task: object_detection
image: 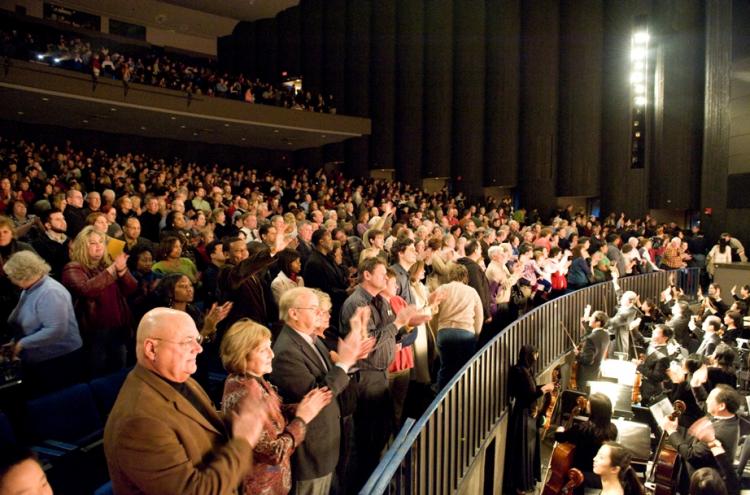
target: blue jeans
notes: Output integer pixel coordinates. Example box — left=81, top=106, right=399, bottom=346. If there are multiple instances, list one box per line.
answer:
left=436, top=328, right=476, bottom=390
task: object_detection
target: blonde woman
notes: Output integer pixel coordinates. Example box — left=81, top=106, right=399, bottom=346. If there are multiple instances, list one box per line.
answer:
left=62, top=226, right=136, bottom=376
left=409, top=260, right=438, bottom=384
left=220, top=319, right=332, bottom=495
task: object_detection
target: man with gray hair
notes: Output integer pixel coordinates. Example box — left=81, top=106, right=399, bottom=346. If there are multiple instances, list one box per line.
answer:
left=607, top=268, right=642, bottom=357
left=270, top=287, right=373, bottom=495
left=104, top=308, right=266, bottom=495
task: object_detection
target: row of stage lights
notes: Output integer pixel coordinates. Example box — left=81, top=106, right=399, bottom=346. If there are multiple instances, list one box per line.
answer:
left=630, top=30, right=650, bottom=107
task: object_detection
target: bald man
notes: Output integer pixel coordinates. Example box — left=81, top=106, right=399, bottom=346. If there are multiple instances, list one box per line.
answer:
left=104, top=308, right=265, bottom=495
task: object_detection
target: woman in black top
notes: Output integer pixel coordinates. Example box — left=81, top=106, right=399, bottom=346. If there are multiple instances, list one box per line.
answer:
left=706, top=344, right=737, bottom=392
left=668, top=354, right=705, bottom=428
left=554, top=392, right=619, bottom=492
left=503, top=345, right=555, bottom=494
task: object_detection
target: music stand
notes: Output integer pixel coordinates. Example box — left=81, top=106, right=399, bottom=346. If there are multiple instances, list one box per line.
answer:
left=587, top=381, right=634, bottom=419
left=614, top=418, right=652, bottom=464
left=600, top=359, right=638, bottom=387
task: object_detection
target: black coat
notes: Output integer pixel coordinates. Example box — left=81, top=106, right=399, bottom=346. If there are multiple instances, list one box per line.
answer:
left=456, top=257, right=491, bottom=320
left=576, top=327, right=610, bottom=391
left=269, top=325, right=352, bottom=480
left=31, top=234, right=70, bottom=280
left=303, top=250, right=349, bottom=320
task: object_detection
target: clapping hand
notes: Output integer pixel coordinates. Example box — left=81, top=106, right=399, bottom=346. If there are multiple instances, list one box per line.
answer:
left=295, top=387, right=334, bottom=424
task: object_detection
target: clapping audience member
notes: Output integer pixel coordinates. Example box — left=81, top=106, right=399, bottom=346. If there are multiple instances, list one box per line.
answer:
left=271, top=248, right=305, bottom=305
left=62, top=226, right=136, bottom=376
left=220, top=319, right=333, bottom=495
left=152, top=235, right=199, bottom=284
left=104, top=308, right=267, bottom=495
left=4, top=250, right=83, bottom=396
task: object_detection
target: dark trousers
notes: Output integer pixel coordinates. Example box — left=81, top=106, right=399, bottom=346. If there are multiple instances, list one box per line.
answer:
left=353, top=369, right=393, bottom=491
left=436, top=328, right=477, bottom=390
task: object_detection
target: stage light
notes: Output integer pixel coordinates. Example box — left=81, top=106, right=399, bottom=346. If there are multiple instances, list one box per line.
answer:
left=53, top=57, right=61, bottom=64
left=36, top=54, right=44, bottom=60
left=634, top=84, right=646, bottom=94
left=630, top=72, right=644, bottom=84
left=634, top=96, right=646, bottom=107
left=630, top=47, right=647, bottom=61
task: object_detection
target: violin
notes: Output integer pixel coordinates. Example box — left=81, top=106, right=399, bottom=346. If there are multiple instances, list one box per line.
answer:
left=650, top=400, right=686, bottom=495
left=542, top=396, right=588, bottom=495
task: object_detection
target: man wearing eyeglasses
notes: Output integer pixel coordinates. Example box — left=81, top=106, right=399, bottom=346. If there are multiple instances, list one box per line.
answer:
left=104, top=307, right=267, bottom=495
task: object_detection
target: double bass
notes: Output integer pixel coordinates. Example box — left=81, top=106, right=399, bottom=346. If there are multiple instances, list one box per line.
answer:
left=542, top=396, right=588, bottom=495
left=650, top=400, right=687, bottom=495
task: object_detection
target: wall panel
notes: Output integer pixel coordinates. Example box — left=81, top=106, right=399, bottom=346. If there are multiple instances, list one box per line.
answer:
left=254, top=18, right=278, bottom=84
left=345, top=0, right=371, bottom=118
left=423, top=0, right=453, bottom=178
left=370, top=0, right=397, bottom=169
left=519, top=0, right=560, bottom=215
left=301, top=0, right=324, bottom=95
left=395, top=0, right=425, bottom=186
left=651, top=0, right=704, bottom=210
left=484, top=0, right=520, bottom=188
left=452, top=0, right=486, bottom=199
left=324, top=0, right=347, bottom=110
left=277, top=7, right=301, bottom=79
left=558, top=0, right=603, bottom=197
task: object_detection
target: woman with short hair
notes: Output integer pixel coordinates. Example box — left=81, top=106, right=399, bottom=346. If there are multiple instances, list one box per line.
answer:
left=5, top=250, right=83, bottom=396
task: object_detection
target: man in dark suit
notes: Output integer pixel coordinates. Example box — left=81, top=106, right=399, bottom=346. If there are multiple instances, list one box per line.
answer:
left=576, top=309, right=610, bottom=392
left=104, top=308, right=265, bottom=495
left=667, top=301, right=694, bottom=351
left=31, top=208, right=69, bottom=280
left=637, top=324, right=673, bottom=405
left=270, top=287, right=372, bottom=495
left=63, top=189, right=86, bottom=239
left=664, top=384, right=741, bottom=494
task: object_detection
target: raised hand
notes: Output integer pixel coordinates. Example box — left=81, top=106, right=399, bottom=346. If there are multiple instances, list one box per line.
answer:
left=230, top=393, right=269, bottom=448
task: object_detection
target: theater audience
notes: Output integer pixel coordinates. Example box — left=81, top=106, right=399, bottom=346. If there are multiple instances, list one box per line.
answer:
left=0, top=447, right=53, bottom=495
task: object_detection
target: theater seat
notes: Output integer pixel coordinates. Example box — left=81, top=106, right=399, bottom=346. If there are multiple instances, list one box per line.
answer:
left=89, top=368, right=130, bottom=418
left=93, top=480, right=113, bottom=495
left=24, top=383, right=103, bottom=448
left=0, top=411, right=16, bottom=446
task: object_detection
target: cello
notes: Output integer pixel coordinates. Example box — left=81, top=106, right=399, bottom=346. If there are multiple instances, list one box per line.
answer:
left=650, top=400, right=686, bottom=495
left=542, top=396, right=588, bottom=495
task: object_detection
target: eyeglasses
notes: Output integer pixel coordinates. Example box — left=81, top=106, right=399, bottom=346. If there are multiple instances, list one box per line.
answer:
left=294, top=307, right=321, bottom=312
left=151, top=335, right=204, bottom=348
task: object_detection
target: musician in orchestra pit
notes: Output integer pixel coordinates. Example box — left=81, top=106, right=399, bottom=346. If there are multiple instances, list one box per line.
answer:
left=635, top=324, right=672, bottom=406
left=554, top=393, right=618, bottom=493
left=662, top=384, right=741, bottom=495
left=503, top=345, right=556, bottom=495
left=575, top=309, right=610, bottom=392
left=704, top=344, right=738, bottom=393
left=667, top=355, right=706, bottom=429
left=695, top=316, right=722, bottom=357
left=607, top=269, right=641, bottom=358
left=721, top=311, right=744, bottom=346
left=592, top=442, right=645, bottom=495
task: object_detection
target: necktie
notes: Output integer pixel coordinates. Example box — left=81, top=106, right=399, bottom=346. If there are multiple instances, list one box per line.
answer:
left=311, top=337, right=329, bottom=371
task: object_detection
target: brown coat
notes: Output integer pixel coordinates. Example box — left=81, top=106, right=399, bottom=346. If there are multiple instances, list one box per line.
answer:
left=104, top=365, right=253, bottom=495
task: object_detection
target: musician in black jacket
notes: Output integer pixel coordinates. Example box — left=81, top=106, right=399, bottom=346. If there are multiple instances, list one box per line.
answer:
left=637, top=324, right=672, bottom=406
left=576, top=309, right=610, bottom=392
left=663, top=384, right=741, bottom=494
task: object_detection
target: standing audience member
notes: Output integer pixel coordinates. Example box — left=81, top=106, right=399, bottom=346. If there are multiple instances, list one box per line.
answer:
left=4, top=251, right=83, bottom=396
left=31, top=208, right=69, bottom=280
left=0, top=216, right=35, bottom=336
left=432, top=264, right=484, bottom=389
left=271, top=287, right=373, bottom=495
left=104, top=308, right=267, bottom=495
left=220, top=319, right=333, bottom=495
left=271, top=248, right=305, bottom=305
left=62, top=226, right=136, bottom=376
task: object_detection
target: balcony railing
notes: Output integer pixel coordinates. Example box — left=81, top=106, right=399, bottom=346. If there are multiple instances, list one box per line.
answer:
left=361, top=268, right=700, bottom=495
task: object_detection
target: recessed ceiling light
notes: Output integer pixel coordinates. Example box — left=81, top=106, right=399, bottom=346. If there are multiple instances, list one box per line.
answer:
left=321, top=135, right=327, bottom=138
left=17, top=111, right=24, bottom=115
left=140, top=126, right=147, bottom=130
left=110, top=107, right=117, bottom=112
left=223, top=123, right=230, bottom=127
left=180, top=125, right=186, bottom=129
left=241, top=137, right=246, bottom=141
left=171, top=116, right=177, bottom=120
left=82, top=119, right=88, bottom=123
left=193, top=132, right=198, bottom=136
left=41, top=97, right=49, bottom=102
left=273, top=129, right=279, bottom=133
